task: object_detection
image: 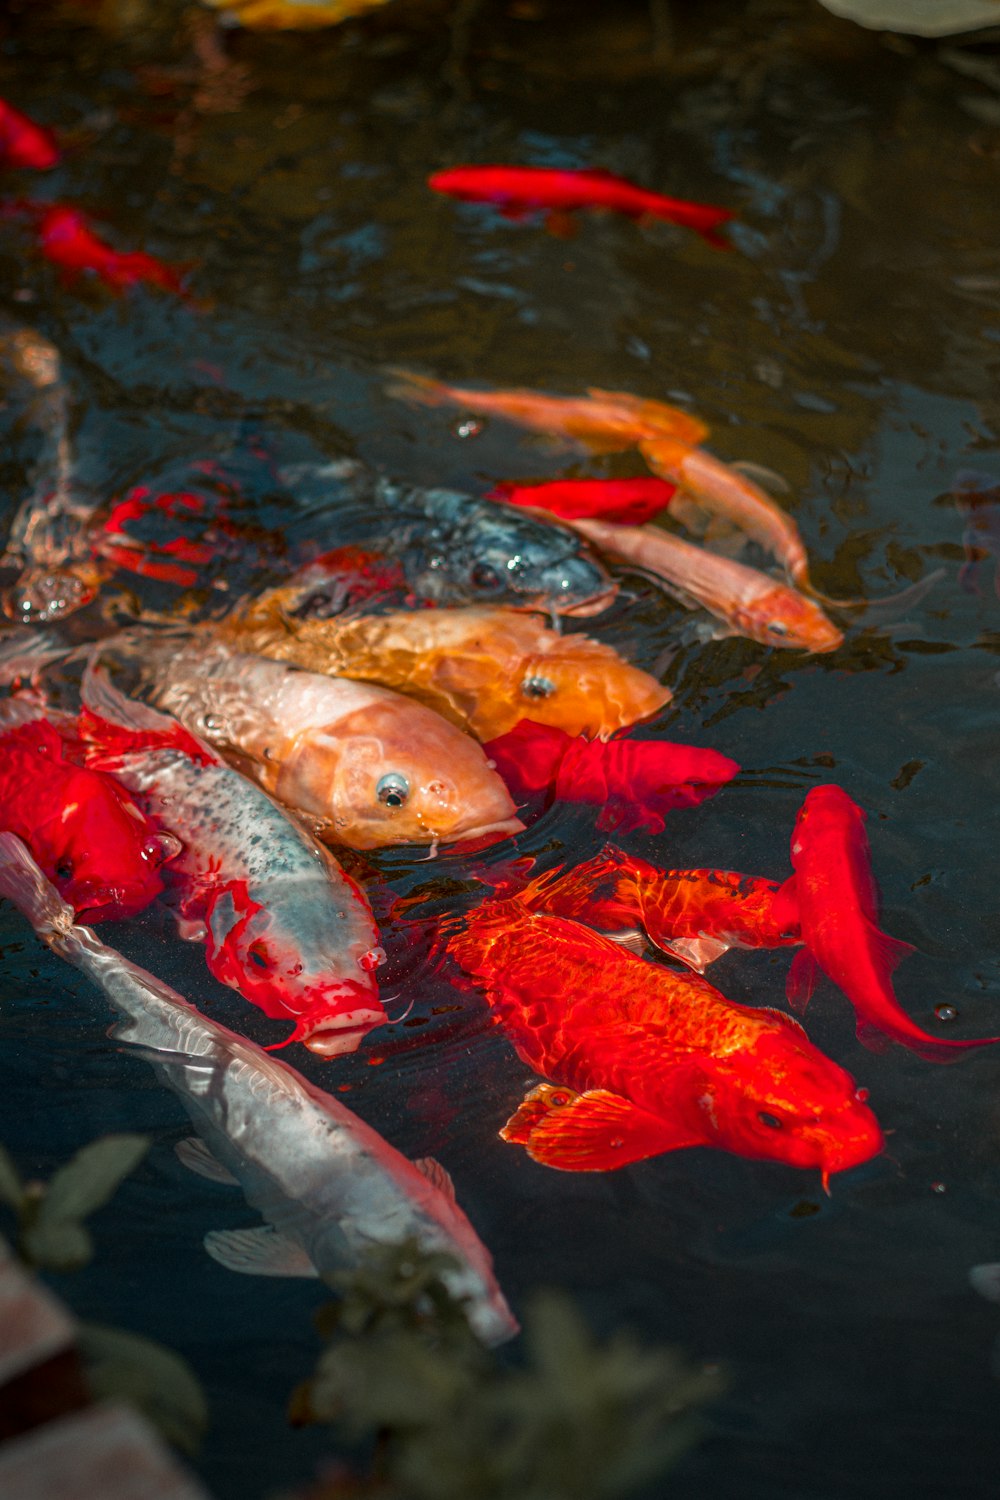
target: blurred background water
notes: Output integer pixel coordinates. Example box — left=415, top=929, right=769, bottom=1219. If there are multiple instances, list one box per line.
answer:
left=3, top=0, right=1000, bottom=1494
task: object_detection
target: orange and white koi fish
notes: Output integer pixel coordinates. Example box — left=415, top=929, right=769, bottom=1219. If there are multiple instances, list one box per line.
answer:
left=445, top=895, right=883, bottom=1185
left=788, top=785, right=1000, bottom=1061
left=569, top=515, right=843, bottom=652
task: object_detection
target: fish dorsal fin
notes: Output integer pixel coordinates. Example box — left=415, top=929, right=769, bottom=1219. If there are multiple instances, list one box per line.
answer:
left=501, top=1082, right=702, bottom=1171
left=786, top=948, right=819, bottom=1013
left=175, top=1136, right=239, bottom=1186
left=413, top=1156, right=456, bottom=1201
left=760, top=1006, right=809, bottom=1039
left=80, top=660, right=216, bottom=766
left=660, top=935, right=731, bottom=972
left=730, top=460, right=791, bottom=495
left=203, top=1226, right=318, bottom=1279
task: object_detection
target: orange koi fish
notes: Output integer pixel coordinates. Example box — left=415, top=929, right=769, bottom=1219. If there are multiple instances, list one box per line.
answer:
left=0, top=98, right=59, bottom=171
left=788, top=785, right=1000, bottom=1062
left=0, top=700, right=172, bottom=922
left=569, top=515, right=843, bottom=652
left=483, top=720, right=739, bottom=835
left=445, top=897, right=883, bottom=1184
left=487, top=476, right=677, bottom=526
left=530, top=845, right=800, bottom=971
left=428, top=166, right=735, bottom=246
left=33, top=205, right=189, bottom=295
left=387, top=370, right=709, bottom=450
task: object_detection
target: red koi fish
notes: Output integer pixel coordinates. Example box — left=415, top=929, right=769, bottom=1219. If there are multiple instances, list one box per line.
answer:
left=97, top=488, right=218, bottom=588
left=788, top=785, right=1000, bottom=1061
left=0, top=98, right=59, bottom=171
left=428, top=165, right=735, bottom=246
left=34, top=206, right=189, bottom=295
left=445, top=897, right=883, bottom=1185
left=0, top=701, right=173, bottom=921
left=530, top=845, right=800, bottom=971
left=487, top=476, right=677, bottom=526
left=484, top=719, right=738, bottom=835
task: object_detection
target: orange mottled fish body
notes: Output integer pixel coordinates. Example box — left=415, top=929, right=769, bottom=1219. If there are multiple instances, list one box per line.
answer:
left=216, top=599, right=670, bottom=742
left=446, top=899, right=883, bottom=1179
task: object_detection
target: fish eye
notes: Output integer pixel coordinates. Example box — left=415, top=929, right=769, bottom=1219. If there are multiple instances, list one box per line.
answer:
left=376, top=772, right=410, bottom=809
left=766, top=621, right=789, bottom=638
left=521, top=675, right=557, bottom=700
left=247, top=940, right=272, bottom=970
left=470, top=563, right=503, bottom=592
left=757, top=1111, right=784, bottom=1130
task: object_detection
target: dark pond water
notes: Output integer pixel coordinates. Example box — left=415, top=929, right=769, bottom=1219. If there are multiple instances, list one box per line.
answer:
left=3, top=1, right=1000, bottom=1495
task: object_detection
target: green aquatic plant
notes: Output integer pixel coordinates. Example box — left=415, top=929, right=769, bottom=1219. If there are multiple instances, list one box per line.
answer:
left=290, top=1238, right=723, bottom=1500
left=0, top=1133, right=208, bottom=1455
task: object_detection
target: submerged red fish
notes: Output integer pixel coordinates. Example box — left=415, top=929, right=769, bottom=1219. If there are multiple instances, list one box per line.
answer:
left=532, top=845, right=800, bottom=971
left=429, top=165, right=735, bottom=246
left=33, top=205, right=189, bottom=295
left=487, top=477, right=677, bottom=526
left=788, top=784, right=1000, bottom=1061
left=0, top=98, right=59, bottom=171
left=446, top=896, right=883, bottom=1184
left=484, top=719, right=738, bottom=834
left=0, top=702, right=171, bottom=921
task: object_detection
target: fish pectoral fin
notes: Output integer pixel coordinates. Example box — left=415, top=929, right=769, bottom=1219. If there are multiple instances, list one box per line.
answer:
left=605, top=928, right=648, bottom=957
left=501, top=1082, right=700, bottom=1171
left=413, top=1156, right=457, bottom=1202
left=659, top=935, right=731, bottom=972
left=863, top=919, right=917, bottom=974
left=175, top=1136, right=239, bottom=1186
left=786, top=948, right=819, bottom=1013
left=203, top=1226, right=319, bottom=1279
left=855, top=1019, right=894, bottom=1054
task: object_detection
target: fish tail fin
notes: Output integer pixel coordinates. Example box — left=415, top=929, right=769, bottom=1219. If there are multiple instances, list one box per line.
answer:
left=800, top=569, right=946, bottom=614
left=516, top=848, right=632, bottom=922
left=79, top=658, right=215, bottom=767
left=0, top=626, right=73, bottom=688
left=0, top=831, right=76, bottom=938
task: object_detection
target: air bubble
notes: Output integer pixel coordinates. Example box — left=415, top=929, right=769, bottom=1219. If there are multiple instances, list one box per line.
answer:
left=203, top=714, right=223, bottom=733
left=931, top=1181, right=947, bottom=1194
left=935, top=1004, right=958, bottom=1022
left=452, top=418, right=483, bottom=439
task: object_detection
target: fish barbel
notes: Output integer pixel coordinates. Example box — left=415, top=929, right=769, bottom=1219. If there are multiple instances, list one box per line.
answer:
left=78, top=662, right=387, bottom=1056
left=569, top=515, right=843, bottom=652
left=0, top=832, right=517, bottom=1347
left=216, top=599, right=671, bottom=743
left=120, top=631, right=524, bottom=849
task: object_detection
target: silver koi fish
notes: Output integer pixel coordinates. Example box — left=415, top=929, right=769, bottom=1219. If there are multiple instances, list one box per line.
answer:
left=0, top=832, right=518, bottom=1347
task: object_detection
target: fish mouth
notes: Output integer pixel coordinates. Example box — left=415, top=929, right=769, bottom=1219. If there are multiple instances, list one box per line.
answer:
left=442, top=816, right=525, bottom=853
left=548, top=584, right=619, bottom=618
left=303, top=1006, right=386, bottom=1058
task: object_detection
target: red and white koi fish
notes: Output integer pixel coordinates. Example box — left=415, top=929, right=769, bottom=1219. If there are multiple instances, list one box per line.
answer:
left=428, top=165, right=735, bottom=246
left=788, top=784, right=1000, bottom=1061
left=445, top=895, right=883, bottom=1186
left=77, top=663, right=388, bottom=1056
left=527, top=845, right=800, bottom=971
left=484, top=720, right=739, bottom=835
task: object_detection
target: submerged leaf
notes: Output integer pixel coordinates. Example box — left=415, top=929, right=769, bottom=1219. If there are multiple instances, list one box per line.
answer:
left=21, top=1217, right=92, bottom=1271
left=40, top=1134, right=150, bottom=1226
left=77, top=1321, right=208, bottom=1455
left=817, top=0, right=1000, bottom=36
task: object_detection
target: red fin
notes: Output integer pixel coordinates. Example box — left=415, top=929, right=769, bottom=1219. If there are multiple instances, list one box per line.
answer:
left=500, top=1082, right=701, bottom=1171
left=760, top=1006, right=809, bottom=1038
left=864, top=919, right=917, bottom=974
left=786, top=948, right=819, bottom=1013
left=856, top=1020, right=894, bottom=1054
left=771, top=874, right=800, bottom=934
left=79, top=662, right=216, bottom=768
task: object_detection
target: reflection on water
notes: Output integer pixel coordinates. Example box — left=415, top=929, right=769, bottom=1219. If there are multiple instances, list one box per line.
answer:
left=3, top=0, right=1000, bottom=1495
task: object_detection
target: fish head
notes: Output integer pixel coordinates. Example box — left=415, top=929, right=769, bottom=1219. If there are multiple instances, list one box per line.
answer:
left=50, top=769, right=174, bottom=921
left=508, top=633, right=669, bottom=738
left=704, top=1022, right=884, bottom=1180
left=400, top=495, right=618, bottom=616
left=203, top=882, right=386, bottom=1056
left=792, top=783, right=864, bottom=851
left=734, top=583, right=843, bottom=653
left=273, top=695, right=524, bottom=851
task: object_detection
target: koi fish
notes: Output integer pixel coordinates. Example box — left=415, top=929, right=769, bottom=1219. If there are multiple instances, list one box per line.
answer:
left=201, top=0, right=394, bottom=28
left=528, top=845, right=800, bottom=971
left=119, top=632, right=524, bottom=851
left=787, top=784, right=1000, bottom=1062
left=0, top=98, right=59, bottom=170
left=215, top=600, right=671, bottom=743
left=0, top=832, right=517, bottom=1347
left=428, top=165, right=735, bottom=246
left=387, top=370, right=709, bottom=450
left=0, top=700, right=172, bottom=921
left=445, top=897, right=883, bottom=1185
left=76, top=663, right=388, bottom=1056
left=288, top=458, right=618, bottom=618
left=569, top=515, right=844, bottom=652
left=33, top=205, right=189, bottom=296
left=482, top=720, right=739, bottom=835
left=487, top=476, right=677, bottom=526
